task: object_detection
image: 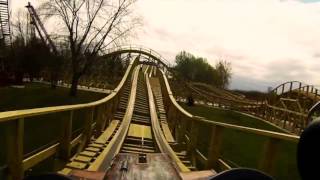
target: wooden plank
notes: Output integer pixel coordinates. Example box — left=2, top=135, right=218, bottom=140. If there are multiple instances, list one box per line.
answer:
left=95, top=120, right=119, bottom=144
left=128, top=123, right=152, bottom=139
left=66, top=161, right=87, bottom=169
left=58, top=168, right=72, bottom=175
left=161, top=122, right=175, bottom=143
left=74, top=155, right=93, bottom=163
left=23, top=143, right=59, bottom=171
left=89, top=143, right=104, bottom=148
left=195, top=149, right=208, bottom=166
left=121, top=146, right=155, bottom=153
left=85, top=147, right=100, bottom=152
left=80, top=151, right=97, bottom=157
left=70, top=134, right=83, bottom=148
left=218, top=159, right=232, bottom=171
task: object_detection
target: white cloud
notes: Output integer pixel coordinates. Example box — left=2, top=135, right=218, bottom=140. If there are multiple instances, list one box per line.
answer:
left=134, top=0, right=320, bottom=91
left=10, top=0, right=320, bottom=91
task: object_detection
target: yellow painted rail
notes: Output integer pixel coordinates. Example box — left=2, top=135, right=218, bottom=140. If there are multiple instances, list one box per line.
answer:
left=0, top=57, right=140, bottom=180
left=88, top=64, right=141, bottom=171
left=145, top=66, right=190, bottom=172
left=157, top=68, right=299, bottom=176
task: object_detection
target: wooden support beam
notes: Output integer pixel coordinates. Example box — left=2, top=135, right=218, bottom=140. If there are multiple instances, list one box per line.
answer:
left=23, top=143, right=59, bottom=171
left=170, top=108, right=178, bottom=132
left=289, top=82, right=293, bottom=92
left=259, top=138, right=280, bottom=175
left=187, top=120, right=199, bottom=166
left=100, top=104, right=108, bottom=131
left=5, top=118, right=24, bottom=180
left=206, top=125, right=223, bottom=170
left=105, top=102, right=113, bottom=126
left=80, top=107, right=94, bottom=150
left=177, top=117, right=187, bottom=144
left=59, top=111, right=73, bottom=160
left=94, top=105, right=105, bottom=137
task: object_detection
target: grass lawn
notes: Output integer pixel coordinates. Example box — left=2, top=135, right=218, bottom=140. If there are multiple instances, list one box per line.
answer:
left=181, top=104, right=300, bottom=180
left=0, top=83, right=106, bottom=176
left=0, top=83, right=106, bottom=112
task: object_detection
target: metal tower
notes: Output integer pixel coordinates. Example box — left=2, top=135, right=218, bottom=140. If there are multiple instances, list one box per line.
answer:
left=0, top=0, right=11, bottom=48
left=26, top=2, right=58, bottom=54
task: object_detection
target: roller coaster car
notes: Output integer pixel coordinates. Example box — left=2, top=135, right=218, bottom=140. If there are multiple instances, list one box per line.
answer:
left=23, top=119, right=320, bottom=180
left=25, top=168, right=273, bottom=180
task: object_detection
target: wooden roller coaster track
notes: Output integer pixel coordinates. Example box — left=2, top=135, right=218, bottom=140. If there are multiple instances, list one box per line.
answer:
left=0, top=47, right=302, bottom=180
left=178, top=79, right=320, bottom=135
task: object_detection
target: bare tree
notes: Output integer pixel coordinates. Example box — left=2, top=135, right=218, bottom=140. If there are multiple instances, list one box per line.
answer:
left=215, top=60, right=232, bottom=89
left=40, top=0, right=140, bottom=96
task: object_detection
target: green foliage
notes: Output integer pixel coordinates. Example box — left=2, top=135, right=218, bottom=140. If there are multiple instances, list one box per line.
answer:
left=0, top=82, right=105, bottom=111
left=5, top=36, right=63, bottom=85
left=174, top=51, right=232, bottom=88
left=7, top=37, right=45, bottom=83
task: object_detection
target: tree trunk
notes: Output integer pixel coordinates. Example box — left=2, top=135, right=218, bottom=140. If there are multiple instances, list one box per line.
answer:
left=50, top=71, right=58, bottom=89
left=70, top=73, right=80, bottom=96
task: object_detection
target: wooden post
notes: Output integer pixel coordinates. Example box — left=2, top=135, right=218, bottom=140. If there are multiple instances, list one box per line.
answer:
left=289, top=82, right=293, bottom=92
left=5, top=118, right=24, bottom=180
left=164, top=100, right=171, bottom=113
left=59, top=111, right=73, bottom=160
left=95, top=105, right=105, bottom=137
left=114, top=92, right=120, bottom=111
left=187, top=120, right=199, bottom=166
left=82, top=107, right=94, bottom=148
left=167, top=104, right=174, bottom=122
left=100, top=103, right=108, bottom=131
left=206, top=125, right=223, bottom=169
left=171, top=112, right=179, bottom=137
left=259, top=138, right=280, bottom=175
left=298, top=82, right=301, bottom=89
left=170, top=108, right=178, bottom=130
left=105, top=102, right=113, bottom=126
left=177, top=117, right=187, bottom=144
left=110, top=98, right=117, bottom=115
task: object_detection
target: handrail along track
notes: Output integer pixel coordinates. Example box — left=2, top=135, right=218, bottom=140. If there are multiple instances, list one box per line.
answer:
left=0, top=46, right=303, bottom=179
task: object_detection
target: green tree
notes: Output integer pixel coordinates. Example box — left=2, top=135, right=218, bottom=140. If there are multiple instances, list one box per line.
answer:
left=215, top=60, right=232, bottom=88
left=174, top=51, right=232, bottom=89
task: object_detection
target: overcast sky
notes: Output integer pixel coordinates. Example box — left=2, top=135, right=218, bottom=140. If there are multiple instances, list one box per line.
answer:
left=10, top=0, right=320, bottom=91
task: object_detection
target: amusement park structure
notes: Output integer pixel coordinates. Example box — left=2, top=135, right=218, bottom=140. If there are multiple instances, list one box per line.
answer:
left=1, top=2, right=320, bottom=180
left=0, top=46, right=319, bottom=180
left=186, top=80, right=320, bottom=135
left=0, top=0, right=11, bottom=48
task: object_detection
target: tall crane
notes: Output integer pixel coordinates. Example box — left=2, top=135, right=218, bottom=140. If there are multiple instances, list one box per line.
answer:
left=26, top=2, right=58, bottom=54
